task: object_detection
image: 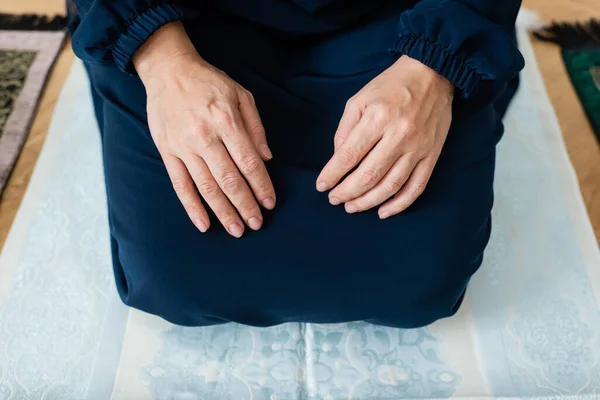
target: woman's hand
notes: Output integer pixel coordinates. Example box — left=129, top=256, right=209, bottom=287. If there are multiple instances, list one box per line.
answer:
left=316, top=55, right=453, bottom=219
left=134, top=22, right=275, bottom=238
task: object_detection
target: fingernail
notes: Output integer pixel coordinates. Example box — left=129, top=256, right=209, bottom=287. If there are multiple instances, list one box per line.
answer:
left=329, top=197, right=341, bottom=206
left=248, top=217, right=262, bottom=231
left=346, top=204, right=358, bottom=213
left=379, top=211, right=390, bottom=219
left=229, top=223, right=244, bottom=238
left=195, top=219, right=208, bottom=233
left=317, top=182, right=328, bottom=192
left=262, top=197, right=276, bottom=210
left=259, top=144, right=273, bottom=159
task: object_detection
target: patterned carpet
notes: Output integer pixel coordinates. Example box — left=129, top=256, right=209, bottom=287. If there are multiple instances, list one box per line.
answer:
left=0, top=14, right=66, bottom=196
left=0, top=50, right=37, bottom=136
left=535, top=19, right=600, bottom=143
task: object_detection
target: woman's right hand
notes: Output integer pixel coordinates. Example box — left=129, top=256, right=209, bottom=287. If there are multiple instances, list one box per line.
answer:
left=133, top=22, right=275, bottom=238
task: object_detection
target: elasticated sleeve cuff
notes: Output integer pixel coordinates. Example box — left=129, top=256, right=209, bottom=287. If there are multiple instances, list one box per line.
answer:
left=392, top=34, right=481, bottom=99
left=391, top=0, right=524, bottom=103
left=70, top=1, right=198, bottom=74
left=112, top=4, right=185, bottom=73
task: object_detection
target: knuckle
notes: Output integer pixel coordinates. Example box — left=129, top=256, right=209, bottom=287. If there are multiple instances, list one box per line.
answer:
left=238, top=200, right=259, bottom=216
left=220, top=172, right=243, bottom=192
left=183, top=120, right=208, bottom=142
left=171, top=178, right=190, bottom=196
left=181, top=130, right=199, bottom=146
left=193, top=119, right=209, bottom=135
left=240, top=155, right=263, bottom=175
left=197, top=180, right=219, bottom=196
left=247, top=117, right=265, bottom=135
left=186, top=205, right=202, bottom=218
left=345, top=97, right=358, bottom=110
left=254, top=182, right=273, bottom=197
left=396, top=200, right=411, bottom=213
left=385, top=179, right=403, bottom=194
left=339, top=149, right=358, bottom=168
left=409, top=182, right=427, bottom=197
left=196, top=135, right=218, bottom=152
left=242, top=89, right=255, bottom=104
left=370, top=102, right=391, bottom=124
left=399, top=86, right=414, bottom=104
left=334, top=131, right=349, bottom=147
left=222, top=83, right=237, bottom=97
left=399, top=119, right=418, bottom=136
left=219, top=211, right=239, bottom=225
left=361, top=170, right=380, bottom=186
left=212, top=107, right=234, bottom=128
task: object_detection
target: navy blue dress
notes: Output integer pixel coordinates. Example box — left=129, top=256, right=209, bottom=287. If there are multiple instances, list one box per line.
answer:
left=68, top=0, right=524, bottom=328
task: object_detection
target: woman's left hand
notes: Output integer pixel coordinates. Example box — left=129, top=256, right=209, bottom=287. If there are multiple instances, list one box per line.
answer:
left=316, top=55, right=454, bottom=219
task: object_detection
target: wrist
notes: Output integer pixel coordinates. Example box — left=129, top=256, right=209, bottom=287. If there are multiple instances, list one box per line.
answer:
left=133, top=21, right=201, bottom=82
left=394, top=55, right=454, bottom=98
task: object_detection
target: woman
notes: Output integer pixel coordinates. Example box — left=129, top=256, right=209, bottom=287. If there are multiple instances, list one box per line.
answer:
left=68, top=0, right=523, bottom=328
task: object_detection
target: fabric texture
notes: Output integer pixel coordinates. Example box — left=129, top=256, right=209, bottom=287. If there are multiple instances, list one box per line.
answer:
left=1, top=23, right=599, bottom=398
left=69, top=0, right=524, bottom=102
left=74, top=1, right=520, bottom=328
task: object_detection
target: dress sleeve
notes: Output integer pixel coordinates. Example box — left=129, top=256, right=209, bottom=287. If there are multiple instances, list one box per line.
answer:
left=392, top=0, right=525, bottom=102
left=69, top=0, right=199, bottom=73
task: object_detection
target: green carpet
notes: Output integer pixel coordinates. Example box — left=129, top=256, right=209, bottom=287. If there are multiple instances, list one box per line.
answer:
left=0, top=13, right=66, bottom=196
left=535, top=19, right=600, bottom=144
left=0, top=50, right=38, bottom=137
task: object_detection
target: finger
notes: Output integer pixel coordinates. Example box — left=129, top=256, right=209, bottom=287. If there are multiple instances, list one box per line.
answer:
left=238, top=88, right=272, bottom=160
left=317, top=116, right=381, bottom=192
left=220, top=113, right=276, bottom=210
left=200, top=140, right=265, bottom=232
left=328, top=135, right=409, bottom=205
left=163, top=155, right=210, bottom=233
left=334, top=99, right=362, bottom=152
left=184, top=154, right=246, bottom=238
left=378, top=156, right=436, bottom=219
left=343, top=153, right=418, bottom=213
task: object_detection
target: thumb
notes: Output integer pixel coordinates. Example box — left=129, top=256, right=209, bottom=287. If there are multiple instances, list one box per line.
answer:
left=238, top=88, right=272, bottom=160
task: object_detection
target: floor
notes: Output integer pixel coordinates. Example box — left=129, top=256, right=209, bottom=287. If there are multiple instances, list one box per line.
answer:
left=0, top=0, right=599, bottom=251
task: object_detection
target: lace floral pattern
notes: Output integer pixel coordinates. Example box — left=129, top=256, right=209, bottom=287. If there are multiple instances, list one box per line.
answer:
left=509, top=293, right=596, bottom=392
left=0, top=62, right=115, bottom=399
left=144, top=323, right=460, bottom=399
